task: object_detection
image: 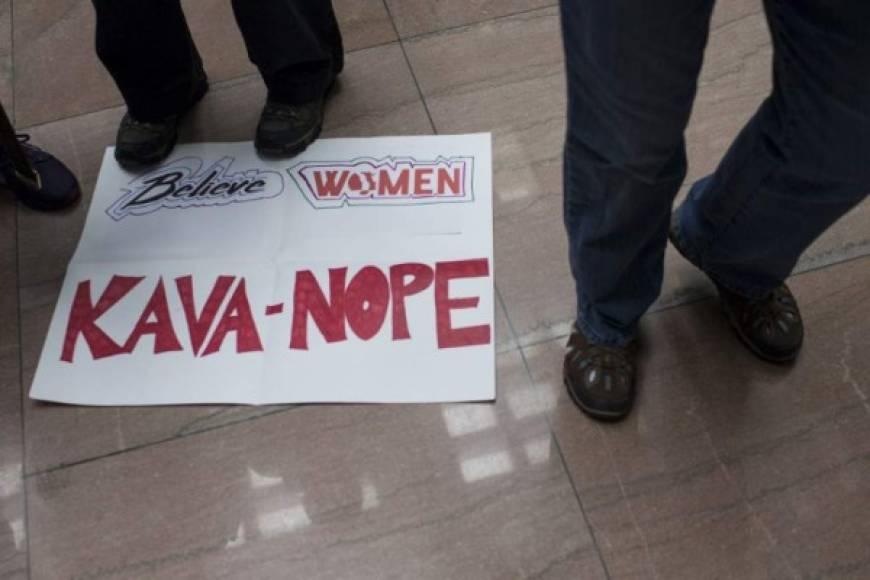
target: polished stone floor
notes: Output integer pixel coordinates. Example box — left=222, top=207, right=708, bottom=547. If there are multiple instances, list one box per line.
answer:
left=2, top=1, right=869, bottom=578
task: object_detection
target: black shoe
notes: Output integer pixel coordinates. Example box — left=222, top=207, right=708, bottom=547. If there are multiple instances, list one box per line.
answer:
left=668, top=212, right=803, bottom=362
left=114, top=78, right=209, bottom=169
left=255, top=80, right=335, bottom=158
left=0, top=135, right=81, bottom=211
left=563, top=326, right=637, bottom=422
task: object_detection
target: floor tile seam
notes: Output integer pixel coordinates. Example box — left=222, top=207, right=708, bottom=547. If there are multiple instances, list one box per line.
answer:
left=592, top=422, right=662, bottom=580
left=749, top=449, right=870, bottom=508
left=14, top=190, right=34, bottom=580
left=7, top=0, right=15, bottom=123
left=699, top=427, right=803, bottom=579
left=380, top=0, right=437, bottom=134
left=501, top=284, right=613, bottom=580
left=413, top=63, right=566, bottom=107
left=544, top=433, right=613, bottom=580
left=22, top=405, right=298, bottom=479
left=835, top=304, right=870, bottom=417
left=396, top=3, right=560, bottom=46
left=0, top=342, right=20, bottom=356
left=705, top=401, right=870, bottom=472
left=514, top=252, right=870, bottom=350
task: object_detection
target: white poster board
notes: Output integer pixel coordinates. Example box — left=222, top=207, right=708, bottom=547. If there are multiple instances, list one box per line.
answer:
left=30, top=134, right=494, bottom=405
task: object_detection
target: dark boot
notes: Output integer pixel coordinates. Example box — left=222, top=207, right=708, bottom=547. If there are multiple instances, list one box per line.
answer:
left=114, top=76, right=208, bottom=169
left=255, top=78, right=336, bottom=158
left=563, top=326, right=638, bottom=421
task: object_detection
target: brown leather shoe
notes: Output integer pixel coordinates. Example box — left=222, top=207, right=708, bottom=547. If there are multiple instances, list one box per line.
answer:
left=718, top=283, right=803, bottom=362
left=668, top=212, right=803, bottom=363
left=563, top=327, right=637, bottom=421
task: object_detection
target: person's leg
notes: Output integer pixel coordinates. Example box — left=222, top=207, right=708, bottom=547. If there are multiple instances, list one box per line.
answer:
left=671, top=0, right=870, bottom=361
left=93, top=0, right=208, bottom=167
left=673, top=0, right=870, bottom=299
left=92, top=0, right=206, bottom=121
left=563, top=0, right=715, bottom=347
left=231, top=0, right=343, bottom=105
left=561, top=0, right=715, bottom=421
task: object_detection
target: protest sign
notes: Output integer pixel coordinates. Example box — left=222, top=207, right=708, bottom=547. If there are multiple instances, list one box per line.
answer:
left=30, top=134, right=494, bottom=405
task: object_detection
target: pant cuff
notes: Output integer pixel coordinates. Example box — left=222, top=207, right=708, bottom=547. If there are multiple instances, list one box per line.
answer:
left=575, top=310, right=636, bottom=347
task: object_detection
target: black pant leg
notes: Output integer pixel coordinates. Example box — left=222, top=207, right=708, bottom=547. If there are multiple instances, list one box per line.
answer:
left=231, top=0, right=344, bottom=104
left=93, top=0, right=205, bottom=121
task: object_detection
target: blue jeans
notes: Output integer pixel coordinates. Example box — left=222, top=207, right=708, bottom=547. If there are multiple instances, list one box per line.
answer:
left=562, top=0, right=870, bottom=346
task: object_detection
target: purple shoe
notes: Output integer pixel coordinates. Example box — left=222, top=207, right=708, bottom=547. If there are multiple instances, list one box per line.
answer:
left=0, top=134, right=81, bottom=211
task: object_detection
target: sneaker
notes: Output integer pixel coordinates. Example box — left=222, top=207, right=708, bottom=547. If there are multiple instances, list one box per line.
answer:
left=114, top=77, right=209, bottom=169
left=668, top=212, right=803, bottom=362
left=255, top=80, right=336, bottom=158
left=0, top=134, right=81, bottom=211
left=563, top=326, right=638, bottom=421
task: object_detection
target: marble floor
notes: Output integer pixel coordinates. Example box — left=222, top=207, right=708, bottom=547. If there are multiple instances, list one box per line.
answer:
left=2, top=1, right=870, bottom=578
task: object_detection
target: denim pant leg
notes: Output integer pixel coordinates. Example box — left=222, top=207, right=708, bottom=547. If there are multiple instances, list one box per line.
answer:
left=673, top=0, right=870, bottom=299
left=561, top=0, right=715, bottom=346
